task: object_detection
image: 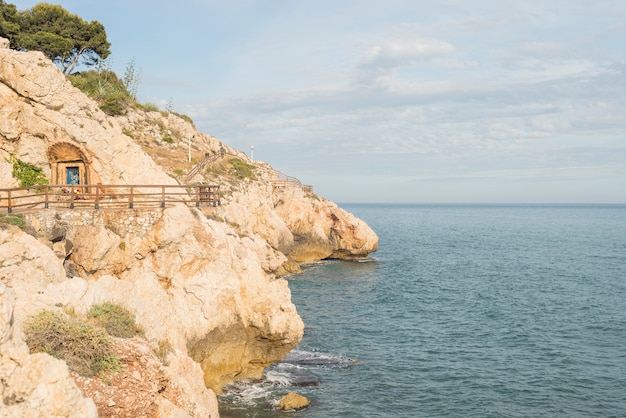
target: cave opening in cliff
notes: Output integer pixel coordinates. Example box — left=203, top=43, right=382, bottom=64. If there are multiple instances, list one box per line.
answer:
left=46, top=142, right=93, bottom=186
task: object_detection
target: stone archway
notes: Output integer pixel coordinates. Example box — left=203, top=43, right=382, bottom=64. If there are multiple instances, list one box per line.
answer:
left=47, top=142, right=92, bottom=185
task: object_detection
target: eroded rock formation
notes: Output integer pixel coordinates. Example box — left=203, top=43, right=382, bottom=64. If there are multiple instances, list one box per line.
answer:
left=0, top=280, right=98, bottom=418
left=0, top=37, right=377, bottom=417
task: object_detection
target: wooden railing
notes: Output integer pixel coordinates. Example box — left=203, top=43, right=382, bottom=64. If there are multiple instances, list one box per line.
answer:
left=272, top=170, right=313, bottom=193
left=0, top=184, right=220, bottom=213
left=186, top=148, right=226, bottom=182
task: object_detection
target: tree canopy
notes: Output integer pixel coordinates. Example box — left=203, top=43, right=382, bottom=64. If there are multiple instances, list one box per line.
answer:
left=0, top=2, right=110, bottom=75
left=0, top=1, right=20, bottom=41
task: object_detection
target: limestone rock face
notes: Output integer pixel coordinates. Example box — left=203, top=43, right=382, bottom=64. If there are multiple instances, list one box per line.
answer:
left=0, top=281, right=98, bottom=417
left=213, top=161, right=379, bottom=264
left=0, top=46, right=175, bottom=187
left=0, top=38, right=377, bottom=417
left=275, top=195, right=379, bottom=262
left=7, top=205, right=303, bottom=399
left=0, top=223, right=65, bottom=287
left=70, top=337, right=218, bottom=418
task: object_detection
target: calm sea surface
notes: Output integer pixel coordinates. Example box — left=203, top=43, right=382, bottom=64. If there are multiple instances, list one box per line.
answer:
left=219, top=204, right=626, bottom=417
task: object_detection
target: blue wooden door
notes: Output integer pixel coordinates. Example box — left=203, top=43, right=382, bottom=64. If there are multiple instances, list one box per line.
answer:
left=66, top=167, right=80, bottom=184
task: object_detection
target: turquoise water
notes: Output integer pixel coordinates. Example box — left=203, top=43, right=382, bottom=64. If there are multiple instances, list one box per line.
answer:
left=219, top=204, right=626, bottom=417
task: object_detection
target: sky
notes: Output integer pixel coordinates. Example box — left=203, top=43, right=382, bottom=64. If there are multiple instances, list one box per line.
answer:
left=11, top=0, right=626, bottom=203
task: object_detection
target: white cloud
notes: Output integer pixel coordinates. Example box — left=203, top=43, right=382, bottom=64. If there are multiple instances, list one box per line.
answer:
left=360, top=39, right=455, bottom=68
left=103, top=0, right=626, bottom=203
left=354, top=38, right=455, bottom=87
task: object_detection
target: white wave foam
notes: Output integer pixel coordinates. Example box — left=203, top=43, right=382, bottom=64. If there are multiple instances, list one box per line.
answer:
left=281, top=349, right=357, bottom=368
left=264, top=369, right=292, bottom=386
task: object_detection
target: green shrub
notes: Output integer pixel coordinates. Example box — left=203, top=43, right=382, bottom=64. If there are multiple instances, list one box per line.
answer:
left=23, top=310, right=123, bottom=378
left=162, top=132, right=174, bottom=143
left=229, top=158, right=256, bottom=180
left=0, top=213, right=26, bottom=229
left=99, top=94, right=128, bottom=116
left=87, top=302, right=144, bottom=338
left=9, top=155, right=49, bottom=188
left=172, top=112, right=195, bottom=126
left=69, top=70, right=131, bottom=116
left=139, top=102, right=160, bottom=112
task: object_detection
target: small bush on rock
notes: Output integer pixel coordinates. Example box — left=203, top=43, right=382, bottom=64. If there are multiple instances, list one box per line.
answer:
left=68, top=69, right=131, bottom=116
left=87, top=302, right=144, bottom=338
left=229, top=157, right=256, bottom=180
left=23, top=310, right=123, bottom=378
left=0, top=213, right=26, bottom=230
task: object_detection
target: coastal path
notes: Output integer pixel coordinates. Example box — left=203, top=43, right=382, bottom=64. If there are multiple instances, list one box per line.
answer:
left=272, top=170, right=313, bottom=193
left=0, top=184, right=220, bottom=214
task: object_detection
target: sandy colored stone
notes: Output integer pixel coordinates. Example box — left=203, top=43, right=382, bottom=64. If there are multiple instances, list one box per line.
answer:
left=0, top=281, right=98, bottom=418
left=277, top=392, right=310, bottom=411
left=71, top=337, right=217, bottom=418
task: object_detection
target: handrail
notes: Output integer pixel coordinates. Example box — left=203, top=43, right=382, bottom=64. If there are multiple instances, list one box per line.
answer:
left=272, top=170, right=313, bottom=193
left=0, top=184, right=220, bottom=214
left=186, top=147, right=226, bottom=182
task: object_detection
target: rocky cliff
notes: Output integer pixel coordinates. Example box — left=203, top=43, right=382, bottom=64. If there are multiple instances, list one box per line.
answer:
left=0, top=39, right=377, bottom=417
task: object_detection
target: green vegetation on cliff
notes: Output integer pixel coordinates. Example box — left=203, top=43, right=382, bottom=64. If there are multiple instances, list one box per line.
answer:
left=87, top=302, right=144, bottom=338
left=9, top=154, right=49, bottom=188
left=24, top=303, right=143, bottom=379
left=68, top=68, right=131, bottom=116
left=24, top=310, right=123, bottom=378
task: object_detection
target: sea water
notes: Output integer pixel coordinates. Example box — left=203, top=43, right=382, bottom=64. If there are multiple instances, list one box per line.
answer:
left=218, top=204, right=626, bottom=417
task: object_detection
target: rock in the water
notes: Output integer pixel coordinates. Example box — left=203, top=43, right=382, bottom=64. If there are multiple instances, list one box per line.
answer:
left=277, top=392, right=310, bottom=411
left=288, top=372, right=320, bottom=387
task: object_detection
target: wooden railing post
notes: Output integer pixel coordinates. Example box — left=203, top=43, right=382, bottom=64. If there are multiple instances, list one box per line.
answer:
left=161, top=186, right=165, bottom=208
left=195, top=186, right=200, bottom=207
left=44, top=186, right=49, bottom=209
left=7, top=190, right=12, bottom=213
left=129, top=186, right=134, bottom=209
left=69, top=187, right=74, bottom=209
left=94, top=185, right=100, bottom=209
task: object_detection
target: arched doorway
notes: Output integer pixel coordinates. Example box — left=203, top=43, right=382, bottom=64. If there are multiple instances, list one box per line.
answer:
left=47, top=142, right=92, bottom=185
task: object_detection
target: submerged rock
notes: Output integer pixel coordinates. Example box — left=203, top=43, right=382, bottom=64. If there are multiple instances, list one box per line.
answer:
left=287, top=372, right=320, bottom=387
left=280, top=350, right=357, bottom=368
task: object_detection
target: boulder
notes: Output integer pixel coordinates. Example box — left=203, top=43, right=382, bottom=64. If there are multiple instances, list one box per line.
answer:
left=277, top=392, right=310, bottom=411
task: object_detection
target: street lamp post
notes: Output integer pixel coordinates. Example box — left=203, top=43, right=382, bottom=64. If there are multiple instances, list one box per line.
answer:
left=250, top=145, right=254, bottom=161
left=188, top=133, right=192, bottom=163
